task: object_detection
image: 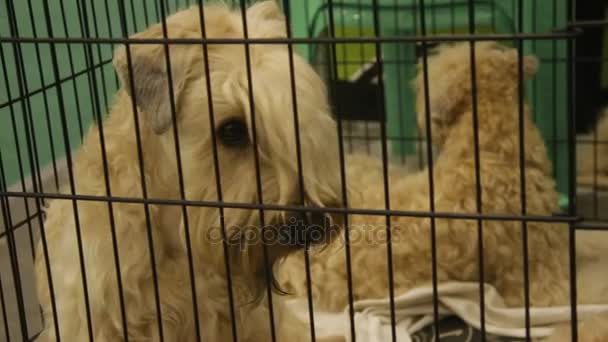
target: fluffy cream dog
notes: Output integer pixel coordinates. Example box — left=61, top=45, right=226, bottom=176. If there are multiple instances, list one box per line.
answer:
left=279, top=42, right=608, bottom=340
left=34, top=2, right=344, bottom=341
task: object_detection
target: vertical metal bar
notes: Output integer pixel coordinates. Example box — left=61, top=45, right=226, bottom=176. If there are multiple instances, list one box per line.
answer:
left=511, top=0, right=516, bottom=29
left=337, top=4, right=352, bottom=154
left=567, top=0, right=579, bottom=340
left=0, top=148, right=17, bottom=342
left=5, top=0, right=44, bottom=268
left=369, top=1, right=397, bottom=341
left=392, top=0, right=406, bottom=165
left=515, top=1, right=532, bottom=341
left=102, top=0, right=116, bottom=39
left=195, top=3, right=239, bottom=341
left=55, top=0, right=87, bottom=141
left=0, top=272, right=11, bottom=342
left=84, top=0, right=112, bottom=112
left=326, top=0, right=358, bottom=340
left=0, top=147, right=29, bottom=340
left=354, top=0, right=371, bottom=154
left=156, top=1, right=202, bottom=340
left=11, top=48, right=40, bottom=268
left=22, top=0, right=62, bottom=326
left=414, top=0, right=424, bottom=169
left=417, top=0, right=441, bottom=339
left=129, top=1, right=138, bottom=33
left=304, top=0, right=311, bottom=59
left=39, top=0, right=96, bottom=339
left=522, top=0, right=538, bottom=125
left=237, top=1, right=277, bottom=340
left=101, top=0, right=120, bottom=89
left=531, top=0, right=537, bottom=123
left=552, top=0, right=559, bottom=204
left=153, top=0, right=161, bottom=24
left=466, top=1, right=486, bottom=341
left=77, top=0, right=130, bottom=340
left=115, top=0, right=165, bottom=340
left=357, top=0, right=371, bottom=156
left=19, top=0, right=57, bottom=203
left=431, top=0, right=437, bottom=34
left=142, top=0, right=152, bottom=28
left=491, top=0, right=496, bottom=33
left=1, top=1, right=48, bottom=339
left=0, top=45, right=62, bottom=340
left=282, top=3, right=318, bottom=341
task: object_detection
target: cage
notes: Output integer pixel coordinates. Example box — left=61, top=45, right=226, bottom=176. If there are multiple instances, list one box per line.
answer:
left=1, top=0, right=608, bottom=341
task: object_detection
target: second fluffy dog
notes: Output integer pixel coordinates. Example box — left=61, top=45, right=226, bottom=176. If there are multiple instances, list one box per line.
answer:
left=279, top=42, right=608, bottom=340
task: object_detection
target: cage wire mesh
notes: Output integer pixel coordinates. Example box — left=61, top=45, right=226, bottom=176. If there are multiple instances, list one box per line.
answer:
left=0, top=0, right=607, bottom=341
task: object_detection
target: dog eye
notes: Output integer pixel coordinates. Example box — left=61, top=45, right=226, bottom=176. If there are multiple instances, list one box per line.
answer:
left=218, top=120, right=249, bottom=147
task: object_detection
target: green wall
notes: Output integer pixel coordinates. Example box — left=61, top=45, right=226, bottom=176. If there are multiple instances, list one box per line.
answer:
left=0, top=0, right=194, bottom=187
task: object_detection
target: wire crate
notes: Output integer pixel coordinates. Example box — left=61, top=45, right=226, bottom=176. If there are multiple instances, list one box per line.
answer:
left=1, top=0, right=608, bottom=342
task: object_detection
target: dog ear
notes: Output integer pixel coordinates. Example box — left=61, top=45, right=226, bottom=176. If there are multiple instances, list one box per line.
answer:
left=503, top=49, right=539, bottom=81
left=245, top=0, right=287, bottom=37
left=112, top=32, right=195, bottom=134
left=246, top=0, right=284, bottom=21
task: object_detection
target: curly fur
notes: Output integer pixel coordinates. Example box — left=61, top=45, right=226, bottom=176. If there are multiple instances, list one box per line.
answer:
left=278, top=42, right=608, bottom=340
left=34, top=2, right=344, bottom=341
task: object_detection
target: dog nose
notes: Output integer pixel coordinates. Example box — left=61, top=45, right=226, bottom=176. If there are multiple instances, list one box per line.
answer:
left=278, top=210, right=332, bottom=248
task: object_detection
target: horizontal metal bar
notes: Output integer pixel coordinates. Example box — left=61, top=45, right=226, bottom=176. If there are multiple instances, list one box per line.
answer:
left=0, top=30, right=581, bottom=45
left=0, top=190, right=582, bottom=223
left=572, top=221, right=608, bottom=230
left=342, top=135, right=608, bottom=144
left=8, top=55, right=603, bottom=113
left=567, top=20, right=608, bottom=28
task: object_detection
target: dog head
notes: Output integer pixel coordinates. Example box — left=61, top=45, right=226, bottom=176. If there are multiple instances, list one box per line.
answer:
left=112, top=1, right=344, bottom=295
left=413, top=41, right=539, bottom=148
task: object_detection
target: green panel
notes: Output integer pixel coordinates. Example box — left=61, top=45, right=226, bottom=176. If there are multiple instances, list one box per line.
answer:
left=0, top=0, right=183, bottom=187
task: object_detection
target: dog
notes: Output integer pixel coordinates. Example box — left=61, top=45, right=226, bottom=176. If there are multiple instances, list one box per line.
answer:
left=34, top=2, right=344, bottom=341
left=278, top=42, right=608, bottom=340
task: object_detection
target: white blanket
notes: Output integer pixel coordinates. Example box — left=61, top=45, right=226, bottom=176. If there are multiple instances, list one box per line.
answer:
left=286, top=282, right=608, bottom=342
